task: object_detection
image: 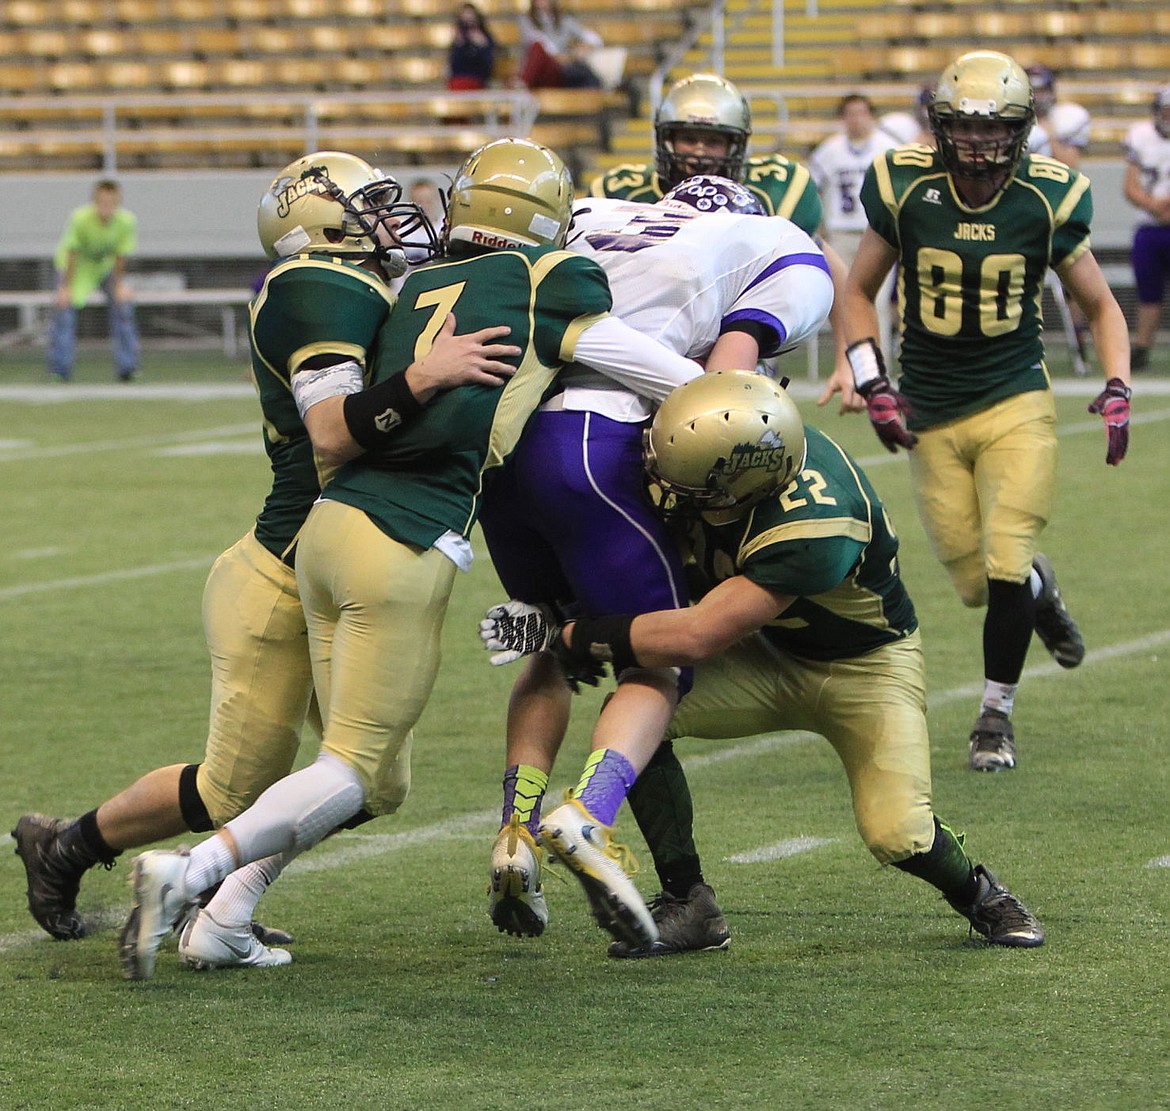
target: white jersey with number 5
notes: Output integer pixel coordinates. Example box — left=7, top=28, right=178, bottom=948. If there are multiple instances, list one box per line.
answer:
left=808, top=131, right=899, bottom=232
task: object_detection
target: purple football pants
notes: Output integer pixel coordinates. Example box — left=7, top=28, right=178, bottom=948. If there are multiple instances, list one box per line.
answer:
left=1131, top=224, right=1170, bottom=306
left=480, top=409, right=689, bottom=622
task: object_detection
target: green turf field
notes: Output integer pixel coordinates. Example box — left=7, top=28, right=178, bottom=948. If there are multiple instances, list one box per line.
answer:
left=1, top=350, right=1168, bottom=1110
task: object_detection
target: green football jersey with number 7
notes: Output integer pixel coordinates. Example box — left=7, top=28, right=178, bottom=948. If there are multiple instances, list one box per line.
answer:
left=323, top=243, right=612, bottom=551
left=860, top=145, right=1093, bottom=431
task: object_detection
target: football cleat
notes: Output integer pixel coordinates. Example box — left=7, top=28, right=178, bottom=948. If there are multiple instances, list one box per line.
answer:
left=968, top=709, right=1016, bottom=772
left=538, top=799, right=657, bottom=949
left=118, top=849, right=196, bottom=981
left=607, top=882, right=731, bottom=959
left=178, top=909, right=292, bottom=971
left=1032, top=553, right=1085, bottom=668
left=946, top=864, right=1045, bottom=947
left=189, top=881, right=295, bottom=948
left=11, top=814, right=90, bottom=940
left=488, top=814, right=549, bottom=938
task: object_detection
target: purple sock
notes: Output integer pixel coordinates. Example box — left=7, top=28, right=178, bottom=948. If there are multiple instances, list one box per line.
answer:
left=573, top=748, right=637, bottom=828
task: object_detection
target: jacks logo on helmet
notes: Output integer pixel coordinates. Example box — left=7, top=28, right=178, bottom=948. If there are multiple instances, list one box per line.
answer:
left=717, top=429, right=792, bottom=479
left=272, top=168, right=334, bottom=219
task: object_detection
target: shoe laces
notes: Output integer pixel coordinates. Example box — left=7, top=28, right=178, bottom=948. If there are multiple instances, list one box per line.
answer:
left=598, top=830, right=639, bottom=877
left=979, top=884, right=1038, bottom=933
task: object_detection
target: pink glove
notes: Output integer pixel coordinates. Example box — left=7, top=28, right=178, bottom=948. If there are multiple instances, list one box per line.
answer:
left=1087, top=377, right=1131, bottom=466
left=862, top=377, right=919, bottom=453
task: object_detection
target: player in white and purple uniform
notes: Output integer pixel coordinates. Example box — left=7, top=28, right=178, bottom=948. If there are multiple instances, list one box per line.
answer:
left=478, top=176, right=834, bottom=944
left=1123, top=87, right=1170, bottom=371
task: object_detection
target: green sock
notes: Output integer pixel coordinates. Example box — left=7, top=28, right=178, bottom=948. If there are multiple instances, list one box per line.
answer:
left=892, top=817, right=974, bottom=897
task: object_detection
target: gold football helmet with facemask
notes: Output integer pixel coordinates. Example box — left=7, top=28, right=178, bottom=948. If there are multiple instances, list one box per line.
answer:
left=443, top=138, right=574, bottom=252
left=928, top=51, right=1034, bottom=182
left=654, top=73, right=752, bottom=189
left=257, top=151, right=438, bottom=275
left=645, top=370, right=806, bottom=520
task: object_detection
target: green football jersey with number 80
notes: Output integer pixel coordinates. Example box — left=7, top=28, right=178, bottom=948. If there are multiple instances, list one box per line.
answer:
left=861, top=146, right=1093, bottom=430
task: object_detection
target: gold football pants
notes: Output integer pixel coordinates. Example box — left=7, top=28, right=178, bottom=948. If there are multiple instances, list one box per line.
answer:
left=196, top=529, right=319, bottom=827
left=908, top=388, right=1058, bottom=607
left=668, top=630, right=935, bottom=865
left=295, top=498, right=456, bottom=816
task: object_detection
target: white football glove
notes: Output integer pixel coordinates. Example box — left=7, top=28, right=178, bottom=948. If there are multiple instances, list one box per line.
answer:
left=479, top=601, right=558, bottom=666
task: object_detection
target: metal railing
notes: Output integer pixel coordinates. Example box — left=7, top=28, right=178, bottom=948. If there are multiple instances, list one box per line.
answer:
left=0, top=88, right=541, bottom=172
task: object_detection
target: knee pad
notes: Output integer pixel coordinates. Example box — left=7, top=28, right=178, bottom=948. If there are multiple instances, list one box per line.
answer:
left=179, top=764, right=215, bottom=833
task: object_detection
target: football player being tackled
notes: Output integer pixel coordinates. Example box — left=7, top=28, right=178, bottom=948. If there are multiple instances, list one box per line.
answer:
left=482, top=371, right=1046, bottom=953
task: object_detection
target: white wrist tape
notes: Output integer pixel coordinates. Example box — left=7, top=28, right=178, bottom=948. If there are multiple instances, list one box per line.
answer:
left=846, top=338, right=885, bottom=392
left=291, top=359, right=364, bottom=419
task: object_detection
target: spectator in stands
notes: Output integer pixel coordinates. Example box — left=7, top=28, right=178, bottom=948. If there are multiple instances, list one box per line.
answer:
left=517, top=0, right=602, bottom=90
left=447, top=3, right=496, bottom=91
left=1025, top=64, right=1090, bottom=169
left=1122, top=87, right=1170, bottom=372
left=47, top=179, right=139, bottom=383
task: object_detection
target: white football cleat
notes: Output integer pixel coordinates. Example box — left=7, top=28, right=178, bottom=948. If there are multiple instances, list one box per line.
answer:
left=119, top=849, right=196, bottom=981
left=179, top=909, right=292, bottom=970
left=488, top=814, right=549, bottom=938
left=539, top=799, right=658, bottom=949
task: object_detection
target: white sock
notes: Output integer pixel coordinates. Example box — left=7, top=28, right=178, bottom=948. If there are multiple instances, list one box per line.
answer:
left=185, top=834, right=239, bottom=896
left=981, top=680, right=1018, bottom=717
left=223, top=752, right=364, bottom=864
left=204, top=853, right=290, bottom=930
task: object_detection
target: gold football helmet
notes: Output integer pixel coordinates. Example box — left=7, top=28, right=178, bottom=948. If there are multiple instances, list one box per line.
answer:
left=645, top=370, right=806, bottom=520
left=654, top=73, right=752, bottom=189
left=444, top=138, right=574, bottom=251
left=928, top=51, right=1034, bottom=181
left=257, top=151, right=438, bottom=274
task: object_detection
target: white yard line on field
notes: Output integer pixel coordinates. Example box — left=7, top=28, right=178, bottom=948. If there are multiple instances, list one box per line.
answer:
left=724, top=837, right=841, bottom=864
left=0, top=422, right=259, bottom=464
left=0, top=558, right=215, bottom=601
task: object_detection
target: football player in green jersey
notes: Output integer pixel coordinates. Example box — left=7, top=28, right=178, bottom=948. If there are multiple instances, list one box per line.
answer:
left=482, top=371, right=1045, bottom=951
left=835, top=50, right=1132, bottom=772
left=590, top=72, right=852, bottom=386
left=13, top=152, right=517, bottom=969
left=117, top=139, right=704, bottom=977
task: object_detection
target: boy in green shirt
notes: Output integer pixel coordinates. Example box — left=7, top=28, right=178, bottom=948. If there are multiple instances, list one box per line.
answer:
left=48, top=179, right=139, bottom=382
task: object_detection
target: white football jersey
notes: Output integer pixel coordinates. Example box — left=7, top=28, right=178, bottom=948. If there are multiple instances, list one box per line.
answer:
left=562, top=197, right=833, bottom=418
left=879, top=111, right=924, bottom=146
left=1028, top=103, right=1090, bottom=161
left=1124, top=119, right=1170, bottom=226
left=808, top=129, right=899, bottom=232
left=1047, top=101, right=1091, bottom=149
left=1025, top=120, right=1053, bottom=156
